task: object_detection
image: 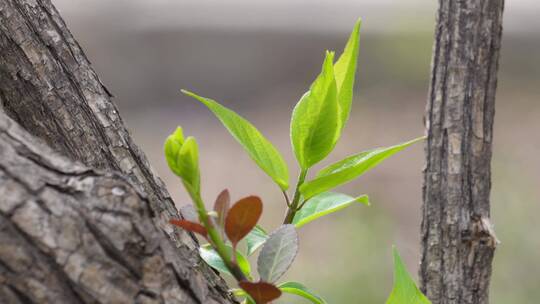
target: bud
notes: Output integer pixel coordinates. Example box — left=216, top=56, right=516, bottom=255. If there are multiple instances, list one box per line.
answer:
left=164, top=127, right=200, bottom=196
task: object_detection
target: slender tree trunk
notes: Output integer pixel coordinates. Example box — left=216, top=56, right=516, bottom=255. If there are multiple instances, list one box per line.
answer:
left=420, top=1, right=504, bottom=304
left=0, top=0, right=235, bottom=302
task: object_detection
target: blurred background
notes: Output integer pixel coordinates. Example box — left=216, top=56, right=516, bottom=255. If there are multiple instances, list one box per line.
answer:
left=53, top=0, right=539, bottom=303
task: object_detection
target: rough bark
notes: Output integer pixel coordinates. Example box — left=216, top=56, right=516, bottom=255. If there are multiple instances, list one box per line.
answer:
left=420, top=1, right=504, bottom=304
left=0, top=112, right=235, bottom=303
left=0, top=0, right=236, bottom=302
left=0, top=0, right=187, bottom=239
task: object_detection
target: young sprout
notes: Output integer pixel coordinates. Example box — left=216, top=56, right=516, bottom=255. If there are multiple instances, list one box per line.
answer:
left=166, top=19, right=429, bottom=304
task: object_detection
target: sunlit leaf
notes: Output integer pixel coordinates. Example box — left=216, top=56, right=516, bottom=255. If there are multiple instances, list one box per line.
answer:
left=291, top=51, right=340, bottom=169
left=214, top=189, right=231, bottom=230
left=164, top=128, right=201, bottom=197
left=199, top=244, right=251, bottom=278
left=182, top=90, right=289, bottom=190
left=231, top=289, right=257, bottom=304
left=278, top=281, right=327, bottom=304
left=225, top=196, right=263, bottom=247
left=164, top=126, right=185, bottom=177
left=292, top=192, right=369, bottom=228
left=169, top=219, right=207, bottom=237
left=386, top=247, right=431, bottom=304
left=257, top=224, right=298, bottom=283
left=245, top=225, right=268, bottom=256
left=300, top=137, right=425, bottom=199
left=334, top=19, right=361, bottom=131
left=231, top=288, right=247, bottom=297
left=239, top=281, right=282, bottom=304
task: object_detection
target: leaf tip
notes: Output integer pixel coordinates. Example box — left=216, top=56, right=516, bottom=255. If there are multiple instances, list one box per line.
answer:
left=324, top=50, right=336, bottom=62
left=354, top=18, right=362, bottom=30
left=360, top=195, right=371, bottom=206
left=181, top=89, right=206, bottom=104
left=391, top=245, right=404, bottom=267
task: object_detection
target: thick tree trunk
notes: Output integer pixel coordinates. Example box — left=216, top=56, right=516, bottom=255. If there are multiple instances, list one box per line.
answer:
left=0, top=0, right=178, bottom=228
left=0, top=0, right=235, bottom=302
left=420, top=1, right=504, bottom=304
left=0, top=113, right=234, bottom=303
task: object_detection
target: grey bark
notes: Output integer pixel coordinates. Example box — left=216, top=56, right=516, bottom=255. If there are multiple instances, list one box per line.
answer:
left=0, top=0, right=236, bottom=302
left=420, top=1, right=504, bottom=304
left=0, top=0, right=183, bottom=236
left=0, top=112, right=234, bottom=303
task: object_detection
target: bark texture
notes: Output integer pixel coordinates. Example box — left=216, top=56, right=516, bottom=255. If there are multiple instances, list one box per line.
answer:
left=420, top=1, right=504, bottom=304
left=0, top=0, right=184, bottom=239
left=0, top=113, right=235, bottom=303
left=0, top=0, right=236, bottom=302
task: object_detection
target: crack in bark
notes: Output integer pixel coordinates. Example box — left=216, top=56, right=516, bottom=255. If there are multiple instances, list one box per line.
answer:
left=421, top=1, right=504, bottom=304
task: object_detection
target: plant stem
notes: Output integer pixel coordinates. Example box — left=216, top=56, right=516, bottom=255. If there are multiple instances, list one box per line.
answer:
left=282, top=190, right=291, bottom=207
left=283, top=168, right=308, bottom=224
left=190, top=192, right=248, bottom=282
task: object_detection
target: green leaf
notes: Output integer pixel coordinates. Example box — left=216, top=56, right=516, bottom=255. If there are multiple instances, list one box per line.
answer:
left=334, top=19, right=361, bottom=131
left=164, top=128, right=201, bottom=197
left=386, top=247, right=431, bottom=304
left=245, top=225, right=268, bottom=256
left=291, top=51, right=340, bottom=169
left=231, top=288, right=247, bottom=297
left=182, top=90, right=289, bottom=190
left=231, top=288, right=257, bottom=304
left=257, top=224, right=298, bottom=283
left=199, top=244, right=251, bottom=278
left=230, top=290, right=256, bottom=304
left=278, top=281, right=327, bottom=304
left=292, top=192, right=369, bottom=228
left=178, top=137, right=200, bottom=194
left=300, top=137, right=425, bottom=199
left=164, top=127, right=185, bottom=177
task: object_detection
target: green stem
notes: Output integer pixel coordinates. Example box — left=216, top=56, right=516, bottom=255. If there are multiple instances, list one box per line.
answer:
left=282, top=190, right=291, bottom=207
left=283, top=168, right=308, bottom=224
left=190, top=191, right=248, bottom=282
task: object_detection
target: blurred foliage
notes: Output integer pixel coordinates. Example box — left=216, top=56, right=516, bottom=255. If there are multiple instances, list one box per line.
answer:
left=280, top=203, right=395, bottom=303
left=59, top=9, right=540, bottom=301
left=491, top=163, right=540, bottom=304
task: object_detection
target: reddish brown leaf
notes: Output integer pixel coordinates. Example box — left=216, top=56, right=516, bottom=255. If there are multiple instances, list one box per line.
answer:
left=239, top=281, right=282, bottom=304
left=225, top=196, right=263, bottom=246
left=213, top=189, right=231, bottom=229
left=170, top=219, right=207, bottom=237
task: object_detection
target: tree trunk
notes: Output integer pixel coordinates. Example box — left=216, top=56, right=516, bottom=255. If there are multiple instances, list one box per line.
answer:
left=0, top=0, right=235, bottom=302
left=0, top=0, right=178, bottom=229
left=420, top=1, right=504, bottom=304
left=0, top=112, right=233, bottom=303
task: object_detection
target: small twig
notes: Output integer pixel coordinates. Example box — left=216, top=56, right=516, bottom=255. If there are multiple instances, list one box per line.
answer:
left=296, top=197, right=310, bottom=211
left=283, top=169, right=308, bottom=224
left=282, top=190, right=291, bottom=207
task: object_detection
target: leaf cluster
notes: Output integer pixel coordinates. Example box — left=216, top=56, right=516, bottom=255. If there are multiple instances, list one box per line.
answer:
left=165, top=19, right=429, bottom=304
